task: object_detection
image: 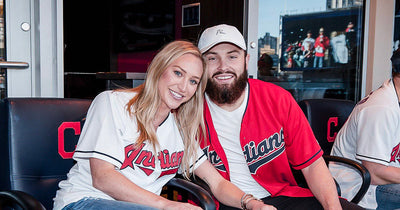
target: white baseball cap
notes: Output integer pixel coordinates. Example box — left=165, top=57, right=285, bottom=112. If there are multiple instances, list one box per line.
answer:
left=198, top=24, right=247, bottom=53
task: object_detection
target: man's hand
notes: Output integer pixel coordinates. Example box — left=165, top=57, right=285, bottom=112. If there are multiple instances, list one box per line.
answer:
left=245, top=199, right=277, bottom=210
left=162, top=201, right=202, bottom=210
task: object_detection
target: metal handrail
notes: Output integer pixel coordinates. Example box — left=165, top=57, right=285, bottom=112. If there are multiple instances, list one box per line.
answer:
left=0, top=61, right=29, bottom=69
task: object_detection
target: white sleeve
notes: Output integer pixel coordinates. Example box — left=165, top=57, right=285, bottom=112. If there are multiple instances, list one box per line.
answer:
left=73, top=91, right=129, bottom=168
left=178, top=143, right=207, bottom=174
left=191, top=144, right=207, bottom=171
left=356, top=106, right=399, bottom=165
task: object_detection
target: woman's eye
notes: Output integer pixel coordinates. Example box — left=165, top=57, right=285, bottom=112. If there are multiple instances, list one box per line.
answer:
left=190, top=79, right=198, bottom=85
left=174, top=71, right=182, bottom=76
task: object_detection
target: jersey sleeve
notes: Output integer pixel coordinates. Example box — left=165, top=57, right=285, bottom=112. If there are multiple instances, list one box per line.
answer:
left=284, top=94, right=322, bottom=170
left=355, top=106, right=399, bottom=165
left=73, top=91, right=131, bottom=168
left=178, top=143, right=207, bottom=174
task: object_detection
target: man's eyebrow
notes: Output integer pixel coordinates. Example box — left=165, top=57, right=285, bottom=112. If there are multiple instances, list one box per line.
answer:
left=227, top=49, right=240, bottom=54
left=204, top=50, right=240, bottom=56
left=204, top=51, right=217, bottom=56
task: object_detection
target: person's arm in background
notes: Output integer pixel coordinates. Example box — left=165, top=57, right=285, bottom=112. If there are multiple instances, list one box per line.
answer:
left=90, top=158, right=201, bottom=210
left=356, top=103, right=400, bottom=186
left=194, top=160, right=276, bottom=210
left=362, top=160, right=400, bottom=185
left=302, top=157, right=342, bottom=210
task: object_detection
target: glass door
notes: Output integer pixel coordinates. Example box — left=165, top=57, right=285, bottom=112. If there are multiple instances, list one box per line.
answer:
left=246, top=0, right=365, bottom=102
left=0, top=0, right=32, bottom=100
left=0, top=0, right=63, bottom=100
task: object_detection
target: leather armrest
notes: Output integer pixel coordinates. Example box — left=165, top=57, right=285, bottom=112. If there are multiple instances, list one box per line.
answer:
left=324, top=155, right=371, bottom=204
left=0, top=190, right=45, bottom=210
left=166, top=178, right=216, bottom=210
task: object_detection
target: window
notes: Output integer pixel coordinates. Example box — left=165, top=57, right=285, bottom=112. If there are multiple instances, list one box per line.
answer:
left=257, top=0, right=364, bottom=102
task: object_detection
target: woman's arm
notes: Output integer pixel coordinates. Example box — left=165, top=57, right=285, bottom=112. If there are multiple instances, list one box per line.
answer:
left=90, top=158, right=202, bottom=210
left=301, top=157, right=342, bottom=210
left=194, top=160, right=276, bottom=210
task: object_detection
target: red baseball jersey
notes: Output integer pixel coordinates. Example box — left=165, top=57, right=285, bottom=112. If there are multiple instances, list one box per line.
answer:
left=201, top=79, right=322, bottom=197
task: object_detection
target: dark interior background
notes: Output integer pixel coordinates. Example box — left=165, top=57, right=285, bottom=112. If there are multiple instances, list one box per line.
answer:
left=63, top=0, right=244, bottom=99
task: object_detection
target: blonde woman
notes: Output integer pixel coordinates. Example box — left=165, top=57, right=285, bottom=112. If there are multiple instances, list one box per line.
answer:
left=53, top=41, right=274, bottom=210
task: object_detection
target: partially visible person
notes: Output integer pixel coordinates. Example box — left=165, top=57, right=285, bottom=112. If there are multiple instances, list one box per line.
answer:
left=53, top=40, right=275, bottom=210
left=345, top=22, right=355, bottom=33
left=330, top=49, right=400, bottom=210
left=197, top=24, right=364, bottom=210
left=345, top=22, right=357, bottom=64
left=258, top=53, right=273, bottom=77
left=314, top=27, right=330, bottom=68
left=330, top=31, right=348, bottom=65
left=301, top=30, right=315, bottom=68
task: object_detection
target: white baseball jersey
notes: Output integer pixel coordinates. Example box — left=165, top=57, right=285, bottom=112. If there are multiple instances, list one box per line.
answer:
left=330, top=79, right=400, bottom=209
left=53, top=90, right=206, bottom=210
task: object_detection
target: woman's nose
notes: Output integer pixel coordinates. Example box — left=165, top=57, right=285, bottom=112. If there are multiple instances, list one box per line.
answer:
left=178, top=79, right=188, bottom=91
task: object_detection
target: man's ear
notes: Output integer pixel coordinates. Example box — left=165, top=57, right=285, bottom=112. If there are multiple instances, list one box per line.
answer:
left=245, top=53, right=250, bottom=69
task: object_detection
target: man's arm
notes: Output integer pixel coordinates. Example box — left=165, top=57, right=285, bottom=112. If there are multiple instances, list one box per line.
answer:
left=362, top=160, right=400, bottom=185
left=194, top=160, right=276, bottom=210
left=301, top=157, right=342, bottom=210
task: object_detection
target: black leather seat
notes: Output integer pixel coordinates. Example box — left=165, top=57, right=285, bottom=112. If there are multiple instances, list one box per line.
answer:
left=0, top=98, right=215, bottom=210
left=299, top=98, right=355, bottom=154
left=298, top=98, right=371, bottom=204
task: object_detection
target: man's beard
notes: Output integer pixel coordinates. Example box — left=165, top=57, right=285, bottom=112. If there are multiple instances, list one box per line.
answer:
left=205, top=69, right=248, bottom=104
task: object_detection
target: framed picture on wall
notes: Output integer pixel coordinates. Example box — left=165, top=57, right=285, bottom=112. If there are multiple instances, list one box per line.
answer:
left=182, top=3, right=200, bottom=27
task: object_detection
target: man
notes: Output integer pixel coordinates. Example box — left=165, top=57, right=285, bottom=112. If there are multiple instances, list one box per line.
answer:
left=313, top=27, right=329, bottom=68
left=330, top=50, right=400, bottom=210
left=197, top=24, right=362, bottom=209
left=301, top=30, right=315, bottom=68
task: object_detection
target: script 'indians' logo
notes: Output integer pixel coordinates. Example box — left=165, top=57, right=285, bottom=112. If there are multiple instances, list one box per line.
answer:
left=244, top=128, right=285, bottom=174
left=203, top=128, right=285, bottom=174
left=121, top=143, right=184, bottom=177
left=390, top=143, right=400, bottom=163
left=203, top=146, right=226, bottom=172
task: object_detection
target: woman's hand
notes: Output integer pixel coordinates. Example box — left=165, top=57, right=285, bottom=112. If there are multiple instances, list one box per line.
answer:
left=246, top=199, right=277, bottom=210
left=162, top=201, right=202, bottom=210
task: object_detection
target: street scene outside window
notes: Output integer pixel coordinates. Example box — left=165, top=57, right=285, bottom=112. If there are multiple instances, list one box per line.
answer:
left=257, top=0, right=364, bottom=102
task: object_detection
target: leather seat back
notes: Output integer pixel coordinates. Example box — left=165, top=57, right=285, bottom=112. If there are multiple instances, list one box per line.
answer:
left=0, top=98, right=92, bottom=209
left=298, top=98, right=355, bottom=154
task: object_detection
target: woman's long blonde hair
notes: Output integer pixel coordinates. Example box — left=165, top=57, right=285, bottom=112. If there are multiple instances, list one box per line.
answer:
left=124, top=40, right=207, bottom=178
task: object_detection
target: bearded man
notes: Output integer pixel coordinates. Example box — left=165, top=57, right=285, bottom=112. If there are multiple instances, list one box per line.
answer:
left=196, top=24, right=364, bottom=210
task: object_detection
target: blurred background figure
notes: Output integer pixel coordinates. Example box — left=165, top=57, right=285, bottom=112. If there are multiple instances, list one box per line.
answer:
left=258, top=53, right=274, bottom=76
left=301, top=30, right=315, bottom=68
left=314, top=27, right=330, bottom=68
left=330, top=31, right=349, bottom=65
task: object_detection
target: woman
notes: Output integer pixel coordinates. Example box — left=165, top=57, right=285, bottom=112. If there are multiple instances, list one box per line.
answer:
left=53, top=41, right=274, bottom=210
